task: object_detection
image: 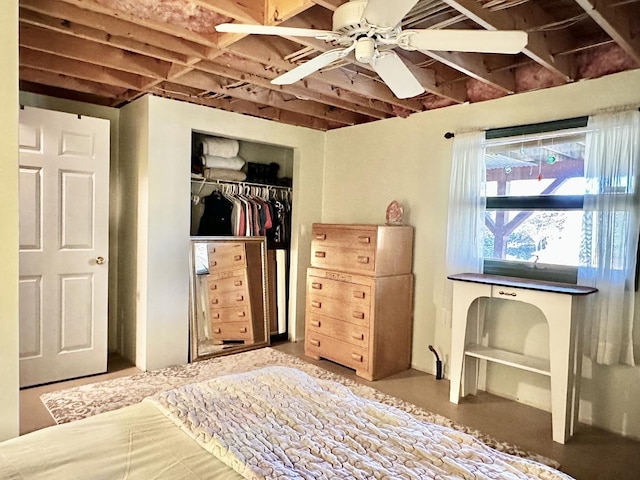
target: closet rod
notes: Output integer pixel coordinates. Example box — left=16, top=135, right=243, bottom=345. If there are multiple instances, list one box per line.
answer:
left=191, top=177, right=292, bottom=191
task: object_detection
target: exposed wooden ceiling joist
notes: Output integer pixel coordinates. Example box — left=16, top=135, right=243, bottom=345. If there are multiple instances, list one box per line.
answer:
left=175, top=69, right=372, bottom=125
left=192, top=0, right=264, bottom=24
left=17, top=0, right=640, bottom=130
left=441, top=0, right=577, bottom=81
left=20, top=47, right=150, bottom=90
left=196, top=59, right=389, bottom=119
left=54, top=0, right=221, bottom=46
left=574, top=0, right=640, bottom=64
left=20, top=8, right=192, bottom=65
left=20, top=23, right=173, bottom=79
left=210, top=53, right=396, bottom=116
left=20, top=66, right=129, bottom=103
left=21, top=0, right=210, bottom=58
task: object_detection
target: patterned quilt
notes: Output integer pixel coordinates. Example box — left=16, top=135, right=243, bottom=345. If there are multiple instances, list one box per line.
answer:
left=147, top=366, right=573, bottom=480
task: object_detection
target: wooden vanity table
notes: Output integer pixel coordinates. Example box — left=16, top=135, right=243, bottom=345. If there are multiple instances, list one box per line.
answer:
left=447, top=273, right=597, bottom=444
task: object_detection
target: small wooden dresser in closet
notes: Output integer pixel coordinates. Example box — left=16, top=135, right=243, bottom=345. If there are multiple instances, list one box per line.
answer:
left=206, top=241, right=265, bottom=345
left=304, top=223, right=414, bottom=380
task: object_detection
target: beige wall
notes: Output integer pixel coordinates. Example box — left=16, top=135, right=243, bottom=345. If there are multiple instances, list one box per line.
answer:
left=324, top=68, right=640, bottom=439
left=119, top=95, right=325, bottom=371
left=0, top=0, right=19, bottom=441
left=238, top=141, right=294, bottom=179
left=118, top=97, right=149, bottom=365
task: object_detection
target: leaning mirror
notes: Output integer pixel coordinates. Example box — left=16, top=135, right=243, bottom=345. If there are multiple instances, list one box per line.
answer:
left=189, top=236, right=270, bottom=361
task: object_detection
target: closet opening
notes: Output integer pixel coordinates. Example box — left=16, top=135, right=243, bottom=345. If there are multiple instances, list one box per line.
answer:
left=189, top=131, right=293, bottom=344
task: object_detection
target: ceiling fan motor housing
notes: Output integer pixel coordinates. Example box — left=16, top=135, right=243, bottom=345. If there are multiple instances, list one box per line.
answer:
left=333, top=0, right=369, bottom=36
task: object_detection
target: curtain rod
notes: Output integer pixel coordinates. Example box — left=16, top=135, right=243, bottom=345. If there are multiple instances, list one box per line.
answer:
left=443, top=108, right=640, bottom=139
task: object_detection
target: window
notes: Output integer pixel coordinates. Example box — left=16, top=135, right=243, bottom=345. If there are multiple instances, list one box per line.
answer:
left=482, top=118, right=588, bottom=283
left=445, top=111, right=639, bottom=365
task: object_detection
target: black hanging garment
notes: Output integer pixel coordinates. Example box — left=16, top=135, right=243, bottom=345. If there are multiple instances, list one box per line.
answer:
left=197, top=192, right=233, bottom=236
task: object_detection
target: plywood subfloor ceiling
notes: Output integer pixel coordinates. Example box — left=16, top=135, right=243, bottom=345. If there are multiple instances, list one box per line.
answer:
left=19, top=0, right=640, bottom=130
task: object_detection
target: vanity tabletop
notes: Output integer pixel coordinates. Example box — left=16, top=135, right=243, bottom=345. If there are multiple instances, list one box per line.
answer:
left=447, top=273, right=598, bottom=296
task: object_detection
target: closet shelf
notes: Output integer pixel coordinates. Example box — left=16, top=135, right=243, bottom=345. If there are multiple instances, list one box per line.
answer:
left=464, top=344, right=551, bottom=376
left=191, top=177, right=292, bottom=191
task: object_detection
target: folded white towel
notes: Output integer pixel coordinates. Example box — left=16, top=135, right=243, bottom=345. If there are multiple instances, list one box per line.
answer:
left=199, top=136, right=239, bottom=158
left=201, top=155, right=245, bottom=170
left=203, top=168, right=247, bottom=182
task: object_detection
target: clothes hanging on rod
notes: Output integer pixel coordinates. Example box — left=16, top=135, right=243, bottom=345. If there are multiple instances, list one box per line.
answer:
left=196, top=181, right=292, bottom=245
left=196, top=191, right=233, bottom=236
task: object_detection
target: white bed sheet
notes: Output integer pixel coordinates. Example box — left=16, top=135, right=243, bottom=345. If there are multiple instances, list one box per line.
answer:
left=0, top=401, right=242, bottom=479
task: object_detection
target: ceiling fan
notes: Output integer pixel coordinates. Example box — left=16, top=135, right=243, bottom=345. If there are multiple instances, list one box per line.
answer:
left=215, top=0, right=528, bottom=99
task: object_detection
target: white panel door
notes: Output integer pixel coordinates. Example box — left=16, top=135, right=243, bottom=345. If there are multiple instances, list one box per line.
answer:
left=19, top=106, right=110, bottom=387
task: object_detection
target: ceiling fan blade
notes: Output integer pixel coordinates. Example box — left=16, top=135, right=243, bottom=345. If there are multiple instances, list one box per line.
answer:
left=215, top=23, right=339, bottom=41
left=362, top=0, right=420, bottom=28
left=271, top=48, right=350, bottom=85
left=370, top=51, right=425, bottom=99
left=402, top=29, right=528, bottom=54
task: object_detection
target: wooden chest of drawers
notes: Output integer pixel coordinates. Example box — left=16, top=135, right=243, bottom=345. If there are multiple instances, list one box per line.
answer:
left=206, top=242, right=264, bottom=345
left=310, top=223, right=413, bottom=276
left=207, top=242, right=247, bottom=271
left=305, top=224, right=414, bottom=381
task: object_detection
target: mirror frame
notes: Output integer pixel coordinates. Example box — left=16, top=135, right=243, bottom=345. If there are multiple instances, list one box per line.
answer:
left=189, top=236, right=271, bottom=361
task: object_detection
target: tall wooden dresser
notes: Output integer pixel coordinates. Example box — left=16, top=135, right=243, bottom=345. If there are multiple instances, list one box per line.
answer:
left=206, top=241, right=265, bottom=345
left=304, top=223, right=414, bottom=380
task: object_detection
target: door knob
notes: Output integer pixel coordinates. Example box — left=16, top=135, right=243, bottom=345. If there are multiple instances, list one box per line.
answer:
left=96, top=256, right=105, bottom=265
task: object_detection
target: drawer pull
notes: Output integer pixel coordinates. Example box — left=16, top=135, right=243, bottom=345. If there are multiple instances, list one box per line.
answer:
left=357, top=256, right=370, bottom=264
left=310, top=339, right=320, bottom=347
left=498, top=290, right=517, bottom=297
left=351, top=333, right=364, bottom=341
left=211, top=299, right=219, bottom=305
left=315, top=251, right=326, bottom=258
left=352, top=311, right=365, bottom=319
left=315, top=233, right=327, bottom=241
left=311, top=282, right=323, bottom=290
left=351, top=353, right=363, bottom=362
left=239, top=327, right=247, bottom=333
left=210, top=261, right=217, bottom=267
left=234, top=255, right=242, bottom=261
left=237, top=311, right=246, bottom=317
left=357, top=236, right=371, bottom=244
left=311, top=301, right=322, bottom=309
left=210, top=284, right=218, bottom=290
left=212, top=313, right=220, bottom=319
left=234, top=280, right=243, bottom=286
left=213, top=328, right=221, bottom=334
left=310, top=320, right=321, bottom=327
left=352, top=291, right=365, bottom=299
left=236, top=295, right=244, bottom=302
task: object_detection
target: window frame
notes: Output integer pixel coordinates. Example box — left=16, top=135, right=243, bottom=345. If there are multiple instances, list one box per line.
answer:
left=482, top=117, right=588, bottom=284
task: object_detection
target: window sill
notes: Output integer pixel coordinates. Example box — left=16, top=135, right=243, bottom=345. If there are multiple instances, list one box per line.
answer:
left=483, top=259, right=578, bottom=285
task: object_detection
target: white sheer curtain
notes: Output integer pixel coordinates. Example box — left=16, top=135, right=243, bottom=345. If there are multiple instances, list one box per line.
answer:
left=579, top=109, right=640, bottom=366
left=441, top=131, right=486, bottom=322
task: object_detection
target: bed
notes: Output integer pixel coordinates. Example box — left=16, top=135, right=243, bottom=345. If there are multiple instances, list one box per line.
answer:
left=0, top=366, right=573, bottom=479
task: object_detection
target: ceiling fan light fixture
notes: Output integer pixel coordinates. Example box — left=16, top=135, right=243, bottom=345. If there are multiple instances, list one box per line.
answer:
left=355, top=37, right=376, bottom=63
